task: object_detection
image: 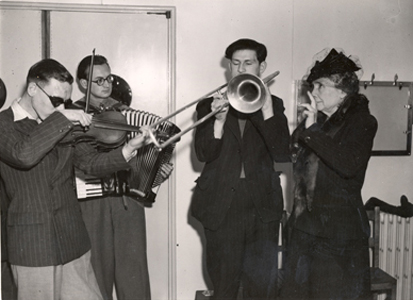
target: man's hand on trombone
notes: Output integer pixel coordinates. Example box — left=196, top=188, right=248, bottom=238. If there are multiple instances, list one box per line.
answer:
left=122, top=126, right=153, bottom=161
left=261, top=85, right=274, bottom=120
left=212, top=90, right=229, bottom=122
left=211, top=91, right=229, bottom=139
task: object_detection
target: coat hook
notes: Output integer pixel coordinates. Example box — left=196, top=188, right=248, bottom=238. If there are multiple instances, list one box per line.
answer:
left=365, top=73, right=375, bottom=89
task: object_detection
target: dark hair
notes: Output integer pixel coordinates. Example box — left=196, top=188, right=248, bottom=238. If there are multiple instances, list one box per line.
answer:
left=329, top=72, right=360, bottom=95
left=225, top=39, right=267, bottom=63
left=27, top=59, right=73, bottom=85
left=77, top=55, right=110, bottom=80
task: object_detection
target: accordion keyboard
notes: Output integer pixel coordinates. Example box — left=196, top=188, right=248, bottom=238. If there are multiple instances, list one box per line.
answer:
left=74, top=168, right=104, bottom=199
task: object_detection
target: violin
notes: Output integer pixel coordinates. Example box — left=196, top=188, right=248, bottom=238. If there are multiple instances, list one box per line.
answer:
left=62, top=110, right=138, bottom=149
left=60, top=49, right=141, bottom=148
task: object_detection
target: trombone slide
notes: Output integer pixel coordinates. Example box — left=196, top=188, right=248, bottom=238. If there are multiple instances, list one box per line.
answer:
left=149, top=71, right=280, bottom=149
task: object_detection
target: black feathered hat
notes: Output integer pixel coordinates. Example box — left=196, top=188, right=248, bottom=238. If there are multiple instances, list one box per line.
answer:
left=306, top=48, right=361, bottom=83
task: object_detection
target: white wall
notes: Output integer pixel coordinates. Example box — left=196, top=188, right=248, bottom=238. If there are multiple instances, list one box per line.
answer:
left=1, top=0, right=412, bottom=299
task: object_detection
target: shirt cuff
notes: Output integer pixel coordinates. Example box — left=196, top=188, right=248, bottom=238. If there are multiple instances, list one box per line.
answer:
left=122, top=146, right=137, bottom=162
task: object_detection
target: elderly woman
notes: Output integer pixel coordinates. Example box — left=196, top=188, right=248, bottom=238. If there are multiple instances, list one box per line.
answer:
left=281, top=49, right=378, bottom=300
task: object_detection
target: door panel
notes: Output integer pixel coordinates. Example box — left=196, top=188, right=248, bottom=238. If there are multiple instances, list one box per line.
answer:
left=49, top=11, right=169, bottom=115
left=0, top=9, right=43, bottom=109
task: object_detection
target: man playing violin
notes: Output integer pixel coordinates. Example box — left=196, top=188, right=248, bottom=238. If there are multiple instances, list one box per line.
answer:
left=192, top=39, right=290, bottom=299
left=74, top=55, right=127, bottom=113
left=73, top=55, right=172, bottom=300
left=0, top=58, right=151, bottom=300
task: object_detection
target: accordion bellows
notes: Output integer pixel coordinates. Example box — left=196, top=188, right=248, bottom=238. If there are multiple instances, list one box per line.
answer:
left=75, top=108, right=180, bottom=202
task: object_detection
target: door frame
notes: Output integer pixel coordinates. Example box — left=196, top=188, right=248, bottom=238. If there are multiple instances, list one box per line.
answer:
left=0, top=1, right=177, bottom=299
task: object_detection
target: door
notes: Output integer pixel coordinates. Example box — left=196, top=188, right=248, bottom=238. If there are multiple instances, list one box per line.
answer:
left=0, top=3, right=175, bottom=299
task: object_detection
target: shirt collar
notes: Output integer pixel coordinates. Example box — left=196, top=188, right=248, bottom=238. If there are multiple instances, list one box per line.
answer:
left=11, top=98, right=39, bottom=123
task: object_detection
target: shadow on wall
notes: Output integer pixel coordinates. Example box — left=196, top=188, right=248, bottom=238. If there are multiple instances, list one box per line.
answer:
left=187, top=108, right=212, bottom=289
left=188, top=208, right=214, bottom=291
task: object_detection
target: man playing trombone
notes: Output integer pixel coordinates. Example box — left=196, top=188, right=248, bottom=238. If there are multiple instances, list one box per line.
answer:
left=192, top=38, right=290, bottom=299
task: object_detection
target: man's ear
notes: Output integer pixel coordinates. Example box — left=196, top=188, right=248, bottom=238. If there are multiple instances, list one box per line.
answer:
left=79, top=78, right=88, bottom=90
left=228, top=61, right=233, bottom=73
left=259, top=61, right=267, bottom=76
left=27, top=82, right=37, bottom=97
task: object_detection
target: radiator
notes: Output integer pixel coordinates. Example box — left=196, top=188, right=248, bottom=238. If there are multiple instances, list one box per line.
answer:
left=379, top=212, right=413, bottom=300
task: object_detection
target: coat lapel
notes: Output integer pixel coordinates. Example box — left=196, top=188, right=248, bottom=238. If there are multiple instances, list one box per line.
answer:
left=226, top=109, right=242, bottom=143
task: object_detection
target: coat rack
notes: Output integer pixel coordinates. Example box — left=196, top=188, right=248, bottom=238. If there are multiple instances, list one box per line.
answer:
left=363, top=73, right=405, bottom=90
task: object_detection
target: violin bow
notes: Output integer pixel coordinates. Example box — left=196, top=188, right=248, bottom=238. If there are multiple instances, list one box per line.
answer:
left=84, top=48, right=95, bottom=113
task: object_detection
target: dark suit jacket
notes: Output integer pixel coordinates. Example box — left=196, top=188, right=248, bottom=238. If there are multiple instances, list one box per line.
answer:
left=191, top=95, right=290, bottom=230
left=0, top=109, right=131, bottom=267
left=1, top=176, right=10, bottom=262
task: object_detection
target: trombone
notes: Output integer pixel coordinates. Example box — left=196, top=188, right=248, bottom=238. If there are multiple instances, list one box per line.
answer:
left=148, top=70, right=280, bottom=149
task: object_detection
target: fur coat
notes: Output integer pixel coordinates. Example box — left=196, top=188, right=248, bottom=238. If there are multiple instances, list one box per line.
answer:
left=290, top=93, right=375, bottom=235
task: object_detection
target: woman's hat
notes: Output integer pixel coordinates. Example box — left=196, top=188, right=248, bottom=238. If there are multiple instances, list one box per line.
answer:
left=306, top=48, right=361, bottom=83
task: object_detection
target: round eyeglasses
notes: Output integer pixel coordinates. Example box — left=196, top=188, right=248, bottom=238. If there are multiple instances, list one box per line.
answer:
left=91, top=75, right=114, bottom=86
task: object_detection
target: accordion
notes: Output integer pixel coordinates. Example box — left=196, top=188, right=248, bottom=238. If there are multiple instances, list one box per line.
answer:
left=75, top=108, right=180, bottom=203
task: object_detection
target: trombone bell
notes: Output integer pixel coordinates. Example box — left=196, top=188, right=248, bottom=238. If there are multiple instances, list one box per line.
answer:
left=226, top=73, right=267, bottom=114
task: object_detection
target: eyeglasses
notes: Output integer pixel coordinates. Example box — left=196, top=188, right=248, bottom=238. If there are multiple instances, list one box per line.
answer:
left=91, top=75, right=114, bottom=86
left=35, top=83, right=72, bottom=108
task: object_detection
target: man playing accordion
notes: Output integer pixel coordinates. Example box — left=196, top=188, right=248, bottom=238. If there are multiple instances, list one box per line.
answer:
left=73, top=54, right=173, bottom=300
